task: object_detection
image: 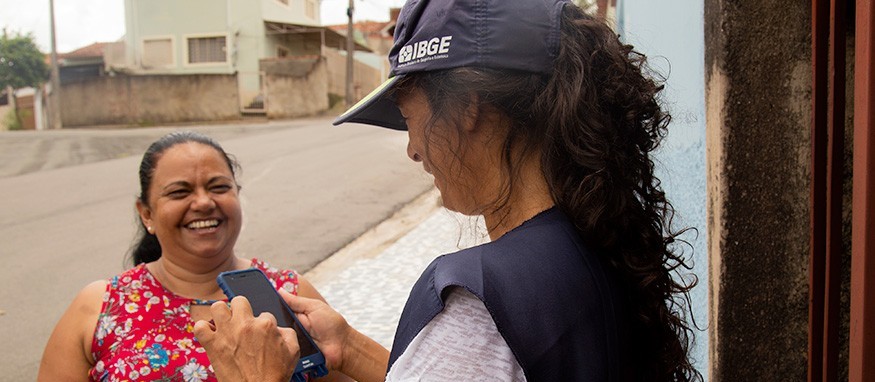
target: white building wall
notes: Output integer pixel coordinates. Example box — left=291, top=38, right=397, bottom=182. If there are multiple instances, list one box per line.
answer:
left=262, top=0, right=321, bottom=27
left=123, top=0, right=281, bottom=109
left=124, top=0, right=239, bottom=74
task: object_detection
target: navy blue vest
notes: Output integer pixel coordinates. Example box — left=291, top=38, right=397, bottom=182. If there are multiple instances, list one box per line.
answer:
left=387, top=208, right=630, bottom=381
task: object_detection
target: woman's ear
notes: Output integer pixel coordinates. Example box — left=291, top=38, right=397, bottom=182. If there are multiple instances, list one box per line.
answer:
left=136, top=200, right=153, bottom=233
left=460, top=92, right=481, bottom=133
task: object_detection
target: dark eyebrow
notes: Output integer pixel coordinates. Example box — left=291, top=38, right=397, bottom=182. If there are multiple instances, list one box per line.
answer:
left=161, top=175, right=234, bottom=192
left=162, top=181, right=191, bottom=192
left=208, top=176, right=235, bottom=185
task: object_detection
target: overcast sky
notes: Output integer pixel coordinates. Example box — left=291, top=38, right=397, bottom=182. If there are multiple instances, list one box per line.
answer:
left=0, top=0, right=404, bottom=53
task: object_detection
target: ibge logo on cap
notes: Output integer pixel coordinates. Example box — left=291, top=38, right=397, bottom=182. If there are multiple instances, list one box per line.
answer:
left=398, top=36, right=453, bottom=66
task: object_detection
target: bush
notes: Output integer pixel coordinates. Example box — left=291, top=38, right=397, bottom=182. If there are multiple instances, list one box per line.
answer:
left=2, top=109, right=21, bottom=130
left=328, top=93, right=345, bottom=109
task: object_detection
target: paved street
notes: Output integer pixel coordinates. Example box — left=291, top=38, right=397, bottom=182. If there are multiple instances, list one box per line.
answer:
left=0, top=118, right=434, bottom=381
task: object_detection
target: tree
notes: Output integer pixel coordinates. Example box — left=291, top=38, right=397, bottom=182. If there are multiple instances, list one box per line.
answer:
left=0, top=30, right=49, bottom=90
left=0, top=30, right=49, bottom=129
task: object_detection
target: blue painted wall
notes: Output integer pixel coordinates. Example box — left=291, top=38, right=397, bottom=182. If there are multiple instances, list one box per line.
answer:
left=615, top=1, right=709, bottom=379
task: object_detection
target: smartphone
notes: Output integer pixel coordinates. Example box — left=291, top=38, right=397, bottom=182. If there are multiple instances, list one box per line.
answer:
left=216, top=269, right=328, bottom=382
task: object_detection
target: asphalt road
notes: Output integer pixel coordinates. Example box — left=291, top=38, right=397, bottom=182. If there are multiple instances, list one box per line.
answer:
left=0, top=117, right=433, bottom=381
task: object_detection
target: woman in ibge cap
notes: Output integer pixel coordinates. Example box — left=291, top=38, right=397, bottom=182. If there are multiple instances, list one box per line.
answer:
left=194, top=0, right=702, bottom=381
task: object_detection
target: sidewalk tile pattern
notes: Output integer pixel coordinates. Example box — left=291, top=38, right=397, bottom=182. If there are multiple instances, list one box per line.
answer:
left=311, top=210, right=487, bottom=349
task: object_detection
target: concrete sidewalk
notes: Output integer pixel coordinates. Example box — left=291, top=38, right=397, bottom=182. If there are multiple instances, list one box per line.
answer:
left=304, top=188, right=488, bottom=348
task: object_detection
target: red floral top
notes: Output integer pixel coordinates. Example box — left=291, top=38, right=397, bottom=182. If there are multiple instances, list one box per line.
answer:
left=89, top=259, right=299, bottom=382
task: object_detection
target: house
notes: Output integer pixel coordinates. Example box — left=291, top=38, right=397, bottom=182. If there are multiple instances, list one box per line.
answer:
left=326, top=16, right=397, bottom=78
left=114, top=0, right=372, bottom=114
left=323, top=9, right=402, bottom=101
left=57, top=42, right=110, bottom=84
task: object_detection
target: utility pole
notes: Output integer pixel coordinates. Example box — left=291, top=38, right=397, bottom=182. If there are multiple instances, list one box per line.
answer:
left=48, top=0, right=62, bottom=129
left=345, top=0, right=355, bottom=107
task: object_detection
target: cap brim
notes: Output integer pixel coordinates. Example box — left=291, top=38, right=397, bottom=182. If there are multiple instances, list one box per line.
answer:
left=332, top=76, right=407, bottom=130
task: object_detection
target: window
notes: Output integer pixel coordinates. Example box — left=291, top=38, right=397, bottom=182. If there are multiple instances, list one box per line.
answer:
left=305, top=0, right=316, bottom=19
left=187, top=36, right=227, bottom=64
left=142, top=38, right=173, bottom=67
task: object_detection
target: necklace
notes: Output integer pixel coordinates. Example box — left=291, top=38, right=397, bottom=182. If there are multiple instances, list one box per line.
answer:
left=147, top=260, right=227, bottom=304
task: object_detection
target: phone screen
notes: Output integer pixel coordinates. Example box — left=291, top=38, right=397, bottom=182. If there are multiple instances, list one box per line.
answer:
left=219, top=270, right=319, bottom=357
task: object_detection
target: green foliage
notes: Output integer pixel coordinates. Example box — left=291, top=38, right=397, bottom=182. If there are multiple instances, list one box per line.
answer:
left=328, top=93, right=345, bottom=108
left=3, top=108, right=22, bottom=130
left=136, top=119, right=155, bottom=127
left=0, top=30, right=49, bottom=89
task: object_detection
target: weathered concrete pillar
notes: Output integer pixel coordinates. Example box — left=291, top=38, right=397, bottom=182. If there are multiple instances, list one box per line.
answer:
left=704, top=1, right=812, bottom=380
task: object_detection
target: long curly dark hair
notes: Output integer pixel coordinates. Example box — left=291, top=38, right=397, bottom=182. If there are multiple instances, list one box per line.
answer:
left=396, top=5, right=700, bottom=381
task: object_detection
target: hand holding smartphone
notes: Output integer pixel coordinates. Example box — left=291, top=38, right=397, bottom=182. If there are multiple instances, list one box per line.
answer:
left=216, top=269, right=328, bottom=382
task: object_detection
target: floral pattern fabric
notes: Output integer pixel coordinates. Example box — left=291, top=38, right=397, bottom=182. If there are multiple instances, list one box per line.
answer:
left=89, top=259, right=299, bottom=382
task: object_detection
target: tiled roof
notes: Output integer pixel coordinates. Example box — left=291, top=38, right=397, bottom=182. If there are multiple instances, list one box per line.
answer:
left=59, top=42, right=110, bottom=59
left=326, top=20, right=394, bottom=39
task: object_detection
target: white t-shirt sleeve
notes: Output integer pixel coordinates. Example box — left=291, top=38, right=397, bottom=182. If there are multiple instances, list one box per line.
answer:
left=385, top=288, right=527, bottom=382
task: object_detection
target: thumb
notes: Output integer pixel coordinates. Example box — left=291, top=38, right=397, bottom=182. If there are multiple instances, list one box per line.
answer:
left=279, top=289, right=321, bottom=314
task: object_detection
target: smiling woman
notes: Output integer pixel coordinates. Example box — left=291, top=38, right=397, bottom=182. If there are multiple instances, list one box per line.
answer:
left=36, top=131, right=351, bottom=382
left=132, top=132, right=243, bottom=267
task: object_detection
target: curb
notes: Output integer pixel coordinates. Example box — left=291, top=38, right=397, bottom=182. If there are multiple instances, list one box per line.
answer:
left=303, top=188, right=441, bottom=286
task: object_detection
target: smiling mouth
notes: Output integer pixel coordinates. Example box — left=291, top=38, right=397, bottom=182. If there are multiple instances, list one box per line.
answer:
left=185, top=219, right=220, bottom=230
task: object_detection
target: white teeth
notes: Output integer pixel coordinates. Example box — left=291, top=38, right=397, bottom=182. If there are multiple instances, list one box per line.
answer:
left=187, top=219, right=219, bottom=229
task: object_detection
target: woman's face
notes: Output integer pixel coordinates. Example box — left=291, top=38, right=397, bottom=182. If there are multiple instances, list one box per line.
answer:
left=398, top=87, right=485, bottom=214
left=137, top=142, right=242, bottom=263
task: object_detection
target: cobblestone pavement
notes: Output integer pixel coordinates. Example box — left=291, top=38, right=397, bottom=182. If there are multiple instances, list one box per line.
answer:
left=304, top=189, right=488, bottom=348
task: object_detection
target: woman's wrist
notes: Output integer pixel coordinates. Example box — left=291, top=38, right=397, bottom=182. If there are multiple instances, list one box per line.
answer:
left=337, top=328, right=390, bottom=382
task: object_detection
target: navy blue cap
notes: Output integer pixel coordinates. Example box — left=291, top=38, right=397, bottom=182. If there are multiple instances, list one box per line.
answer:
left=333, top=0, right=570, bottom=130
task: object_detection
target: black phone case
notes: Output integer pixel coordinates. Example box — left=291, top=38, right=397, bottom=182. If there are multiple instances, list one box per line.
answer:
left=216, top=268, right=328, bottom=382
